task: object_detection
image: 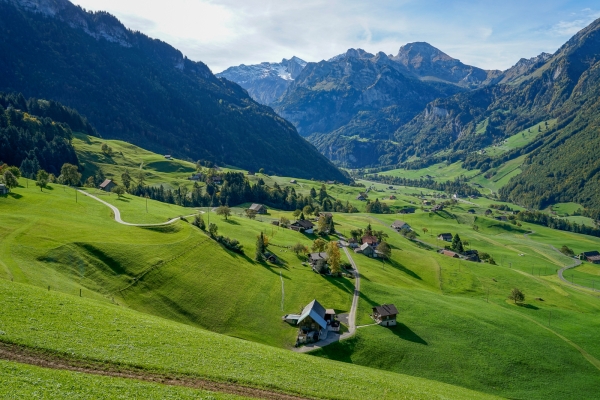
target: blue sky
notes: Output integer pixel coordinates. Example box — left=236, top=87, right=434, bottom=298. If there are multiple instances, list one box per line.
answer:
left=72, top=0, right=600, bottom=72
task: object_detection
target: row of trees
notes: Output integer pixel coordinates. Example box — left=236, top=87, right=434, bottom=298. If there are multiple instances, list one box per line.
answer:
left=366, top=175, right=481, bottom=197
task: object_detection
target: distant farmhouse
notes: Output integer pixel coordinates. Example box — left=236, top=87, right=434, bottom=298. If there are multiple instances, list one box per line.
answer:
left=356, top=194, right=366, bottom=201
left=391, top=220, right=410, bottom=232
left=309, top=252, right=329, bottom=273
left=355, top=243, right=375, bottom=257
left=495, top=216, right=508, bottom=222
left=437, top=233, right=453, bottom=242
left=290, top=219, right=314, bottom=234
left=399, top=207, right=416, bottom=214
left=372, top=304, right=398, bottom=327
left=249, top=203, right=267, bottom=214
left=361, top=235, right=378, bottom=247
left=164, top=155, right=172, bottom=160
left=99, top=179, right=116, bottom=192
left=389, top=195, right=397, bottom=200
left=439, top=249, right=460, bottom=258
left=579, top=251, right=600, bottom=264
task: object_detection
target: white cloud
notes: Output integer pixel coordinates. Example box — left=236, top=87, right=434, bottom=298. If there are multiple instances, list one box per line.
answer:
left=71, top=0, right=600, bottom=73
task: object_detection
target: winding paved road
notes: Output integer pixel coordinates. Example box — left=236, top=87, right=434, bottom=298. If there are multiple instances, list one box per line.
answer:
left=293, top=246, right=361, bottom=353
left=78, top=190, right=199, bottom=227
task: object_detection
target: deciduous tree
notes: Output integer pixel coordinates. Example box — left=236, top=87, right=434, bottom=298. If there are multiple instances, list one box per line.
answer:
left=216, top=205, right=231, bottom=220
left=36, top=169, right=49, bottom=191
left=60, top=163, right=81, bottom=186
left=327, top=241, right=341, bottom=275
left=2, top=170, right=18, bottom=192
left=509, top=288, right=525, bottom=304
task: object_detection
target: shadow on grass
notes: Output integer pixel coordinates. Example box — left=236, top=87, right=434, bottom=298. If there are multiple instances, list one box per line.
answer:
left=387, top=258, right=422, bottom=280
left=390, top=323, right=428, bottom=345
left=517, top=303, right=539, bottom=310
left=223, top=219, right=240, bottom=225
left=116, top=197, right=130, bottom=202
left=323, top=275, right=355, bottom=295
left=410, top=239, right=435, bottom=251
left=7, top=192, right=22, bottom=199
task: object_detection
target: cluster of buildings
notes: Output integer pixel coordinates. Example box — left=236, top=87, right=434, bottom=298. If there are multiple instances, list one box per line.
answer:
left=282, top=299, right=399, bottom=346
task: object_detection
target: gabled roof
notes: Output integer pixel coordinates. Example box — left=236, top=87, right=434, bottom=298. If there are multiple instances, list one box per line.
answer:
left=391, top=220, right=408, bottom=229
left=362, top=235, right=378, bottom=245
left=297, top=299, right=327, bottom=330
left=581, top=251, right=600, bottom=257
left=309, top=252, right=328, bottom=262
left=293, top=219, right=314, bottom=229
left=438, top=233, right=453, bottom=239
left=99, top=179, right=113, bottom=188
left=372, top=304, right=398, bottom=317
left=359, top=243, right=372, bottom=251
left=249, top=203, right=265, bottom=211
left=440, top=250, right=459, bottom=258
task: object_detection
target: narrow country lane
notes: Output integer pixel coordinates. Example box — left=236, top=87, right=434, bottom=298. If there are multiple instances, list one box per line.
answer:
left=78, top=190, right=200, bottom=227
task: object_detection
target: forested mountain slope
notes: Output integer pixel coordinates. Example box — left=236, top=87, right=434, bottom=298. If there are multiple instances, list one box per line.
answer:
left=388, top=17, right=600, bottom=218
left=0, top=0, right=347, bottom=182
left=0, top=92, right=94, bottom=175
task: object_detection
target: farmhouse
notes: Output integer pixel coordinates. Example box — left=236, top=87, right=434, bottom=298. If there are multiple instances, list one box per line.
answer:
left=189, top=173, right=203, bottom=181
left=249, top=203, right=267, bottom=214
left=290, top=179, right=296, bottom=183
left=164, top=155, right=172, bottom=159
left=355, top=243, right=375, bottom=257
left=290, top=219, right=314, bottom=233
left=309, top=252, right=329, bottom=272
left=423, top=200, right=431, bottom=206
left=372, top=304, right=398, bottom=327
left=99, top=179, right=116, bottom=192
left=391, top=220, right=410, bottom=231
left=0, top=183, right=8, bottom=195
left=464, top=249, right=480, bottom=262
left=438, top=233, right=453, bottom=242
left=495, top=216, right=508, bottom=222
left=432, top=204, right=444, bottom=212
left=319, top=212, right=333, bottom=219
left=285, top=299, right=331, bottom=345
left=247, top=171, right=255, bottom=176
left=361, top=235, right=378, bottom=246
left=579, top=251, right=600, bottom=264
left=212, top=176, right=223, bottom=184
left=439, top=249, right=459, bottom=258
left=390, top=195, right=397, bottom=200
left=356, top=194, right=366, bottom=201
left=399, top=207, right=416, bottom=214
left=388, top=186, right=394, bottom=189
left=468, top=209, right=476, bottom=214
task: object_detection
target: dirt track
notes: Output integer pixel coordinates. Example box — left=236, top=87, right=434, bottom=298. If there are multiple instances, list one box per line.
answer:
left=0, top=341, right=311, bottom=400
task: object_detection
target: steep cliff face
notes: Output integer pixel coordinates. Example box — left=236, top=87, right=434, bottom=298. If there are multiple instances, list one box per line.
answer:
left=0, top=0, right=348, bottom=181
left=216, top=57, right=307, bottom=105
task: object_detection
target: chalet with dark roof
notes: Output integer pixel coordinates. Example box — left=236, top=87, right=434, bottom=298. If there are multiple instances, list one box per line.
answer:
left=372, top=304, right=398, bottom=327
left=579, top=251, right=600, bottom=264
left=438, top=233, right=453, bottom=242
left=290, top=219, right=314, bottom=234
left=398, top=207, right=416, bottom=214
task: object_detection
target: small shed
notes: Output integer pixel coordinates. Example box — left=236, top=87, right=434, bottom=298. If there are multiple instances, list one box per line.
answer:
left=290, top=179, right=297, bottom=184
left=99, top=179, right=116, bottom=192
left=372, top=304, right=398, bottom=327
left=0, top=183, right=8, bottom=195
left=249, top=203, right=267, bottom=214
left=467, top=209, right=476, bottom=214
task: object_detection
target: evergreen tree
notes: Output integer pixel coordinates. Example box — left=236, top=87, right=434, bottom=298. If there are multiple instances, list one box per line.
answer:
left=255, top=232, right=265, bottom=261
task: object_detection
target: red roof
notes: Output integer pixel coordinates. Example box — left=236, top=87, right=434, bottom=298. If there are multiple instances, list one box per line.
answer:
left=362, top=235, right=378, bottom=245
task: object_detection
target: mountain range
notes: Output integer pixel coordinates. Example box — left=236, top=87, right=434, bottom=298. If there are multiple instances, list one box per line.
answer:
left=0, top=0, right=347, bottom=182
left=223, top=43, right=554, bottom=168
left=216, top=57, right=307, bottom=105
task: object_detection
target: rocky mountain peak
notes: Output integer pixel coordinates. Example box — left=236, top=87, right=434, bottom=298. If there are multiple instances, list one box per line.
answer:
left=395, top=42, right=456, bottom=66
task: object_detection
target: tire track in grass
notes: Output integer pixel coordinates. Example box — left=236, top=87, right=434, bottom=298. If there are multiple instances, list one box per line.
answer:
left=0, top=341, right=311, bottom=400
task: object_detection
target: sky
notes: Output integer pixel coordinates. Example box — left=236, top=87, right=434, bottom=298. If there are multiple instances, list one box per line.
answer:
left=71, top=0, right=600, bottom=73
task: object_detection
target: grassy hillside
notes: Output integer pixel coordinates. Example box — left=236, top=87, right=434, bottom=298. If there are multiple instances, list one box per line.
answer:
left=0, top=280, right=493, bottom=400
left=0, top=359, right=246, bottom=399
left=311, top=208, right=600, bottom=399
left=0, top=179, right=351, bottom=348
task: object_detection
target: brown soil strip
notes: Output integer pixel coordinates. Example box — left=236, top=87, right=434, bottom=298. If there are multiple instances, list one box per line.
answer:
left=0, top=342, right=311, bottom=400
